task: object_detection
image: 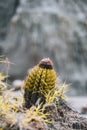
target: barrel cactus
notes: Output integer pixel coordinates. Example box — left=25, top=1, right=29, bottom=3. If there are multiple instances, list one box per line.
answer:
left=23, top=58, right=57, bottom=108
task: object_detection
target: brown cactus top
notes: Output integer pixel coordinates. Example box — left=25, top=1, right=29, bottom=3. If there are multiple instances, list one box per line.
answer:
left=38, top=58, right=53, bottom=69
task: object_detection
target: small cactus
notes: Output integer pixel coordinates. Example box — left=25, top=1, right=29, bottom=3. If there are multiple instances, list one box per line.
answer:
left=24, top=58, right=57, bottom=108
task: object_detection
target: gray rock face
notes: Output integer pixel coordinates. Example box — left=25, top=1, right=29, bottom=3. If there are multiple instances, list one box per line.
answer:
left=0, top=0, right=87, bottom=95
left=0, top=0, right=19, bottom=39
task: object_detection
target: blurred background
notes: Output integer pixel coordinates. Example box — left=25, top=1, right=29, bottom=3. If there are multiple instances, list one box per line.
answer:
left=0, top=0, right=87, bottom=115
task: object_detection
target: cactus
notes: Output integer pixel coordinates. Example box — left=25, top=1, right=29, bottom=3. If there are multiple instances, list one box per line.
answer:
left=24, top=58, right=57, bottom=108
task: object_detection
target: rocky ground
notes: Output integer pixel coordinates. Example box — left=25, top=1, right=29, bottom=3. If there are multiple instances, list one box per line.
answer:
left=46, top=100, right=87, bottom=130
left=0, top=97, right=87, bottom=130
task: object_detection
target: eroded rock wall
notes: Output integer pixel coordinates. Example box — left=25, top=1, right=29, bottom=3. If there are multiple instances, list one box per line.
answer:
left=0, top=0, right=87, bottom=95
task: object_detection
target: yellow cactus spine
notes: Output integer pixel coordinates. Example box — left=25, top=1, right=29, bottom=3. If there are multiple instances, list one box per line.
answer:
left=24, top=58, right=57, bottom=108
